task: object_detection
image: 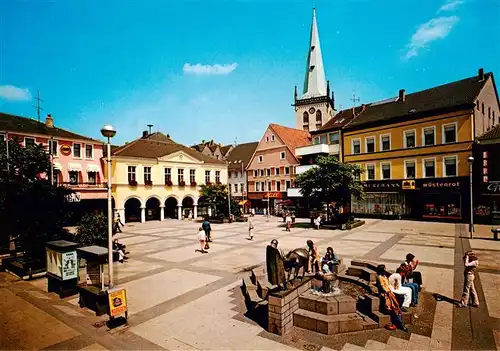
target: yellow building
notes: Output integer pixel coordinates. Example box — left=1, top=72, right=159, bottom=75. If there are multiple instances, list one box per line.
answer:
left=343, top=69, right=499, bottom=221
left=109, top=132, right=227, bottom=222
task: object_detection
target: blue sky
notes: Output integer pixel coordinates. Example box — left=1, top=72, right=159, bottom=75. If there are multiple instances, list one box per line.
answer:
left=1, top=0, right=499, bottom=146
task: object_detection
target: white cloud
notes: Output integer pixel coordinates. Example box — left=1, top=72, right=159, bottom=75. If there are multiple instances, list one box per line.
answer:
left=439, top=0, right=464, bottom=12
left=0, top=85, right=32, bottom=101
left=403, top=16, right=459, bottom=60
left=183, top=63, right=238, bottom=75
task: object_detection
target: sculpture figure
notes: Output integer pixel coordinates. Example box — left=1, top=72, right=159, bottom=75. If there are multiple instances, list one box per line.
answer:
left=285, top=248, right=309, bottom=281
left=266, top=240, right=311, bottom=290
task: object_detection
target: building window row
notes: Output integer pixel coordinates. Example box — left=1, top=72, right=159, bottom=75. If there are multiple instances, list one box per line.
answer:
left=228, top=171, right=243, bottom=179
left=254, top=180, right=290, bottom=192
left=313, top=132, right=340, bottom=146
left=364, top=155, right=458, bottom=180
left=3, top=136, right=96, bottom=159
left=232, top=183, right=245, bottom=193
left=126, top=167, right=219, bottom=185
left=351, top=123, right=457, bottom=155
left=252, top=167, right=291, bottom=177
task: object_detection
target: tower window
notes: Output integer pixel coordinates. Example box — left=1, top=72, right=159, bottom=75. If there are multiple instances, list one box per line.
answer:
left=316, top=110, right=322, bottom=122
left=309, top=65, right=315, bottom=71
left=303, top=111, right=309, bottom=124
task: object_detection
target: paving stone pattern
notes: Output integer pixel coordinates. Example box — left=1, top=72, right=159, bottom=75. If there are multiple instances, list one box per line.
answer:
left=1, top=216, right=499, bottom=350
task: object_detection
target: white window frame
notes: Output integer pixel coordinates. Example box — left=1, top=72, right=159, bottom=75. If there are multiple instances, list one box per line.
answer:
left=421, top=126, right=436, bottom=146
left=73, top=142, right=82, bottom=159
left=442, top=122, right=458, bottom=144
left=442, top=155, right=459, bottom=177
left=256, top=182, right=260, bottom=191
left=84, top=144, right=94, bottom=159
left=365, top=136, right=376, bottom=153
left=280, top=151, right=286, bottom=159
left=24, top=137, right=36, bottom=147
left=380, top=161, right=392, bottom=180
left=258, top=155, right=263, bottom=163
left=352, top=138, right=361, bottom=154
left=275, top=167, right=280, bottom=175
left=329, top=132, right=340, bottom=145
left=253, top=170, right=258, bottom=177
left=379, top=134, right=391, bottom=151
left=403, top=129, right=417, bottom=149
left=285, top=167, right=290, bottom=175
left=265, top=136, right=269, bottom=142
left=271, top=135, right=275, bottom=141
left=422, top=157, right=437, bottom=178
left=365, top=163, right=376, bottom=181
left=404, top=159, right=417, bottom=179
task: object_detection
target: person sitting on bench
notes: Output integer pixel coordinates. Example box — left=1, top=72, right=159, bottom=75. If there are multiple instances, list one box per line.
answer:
left=376, top=264, right=408, bottom=332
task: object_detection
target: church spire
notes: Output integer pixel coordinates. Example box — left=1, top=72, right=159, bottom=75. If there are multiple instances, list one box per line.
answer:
left=302, top=8, right=327, bottom=99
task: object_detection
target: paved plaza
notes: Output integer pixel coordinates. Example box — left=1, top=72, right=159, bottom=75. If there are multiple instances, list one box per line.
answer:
left=1, top=217, right=500, bottom=350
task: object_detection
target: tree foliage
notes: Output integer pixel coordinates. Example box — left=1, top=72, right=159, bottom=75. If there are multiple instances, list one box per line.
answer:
left=199, top=183, right=230, bottom=217
left=76, top=213, right=108, bottom=247
left=294, top=155, right=365, bottom=216
left=0, top=138, right=73, bottom=261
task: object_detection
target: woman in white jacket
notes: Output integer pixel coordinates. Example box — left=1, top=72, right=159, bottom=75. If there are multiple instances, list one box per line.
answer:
left=388, top=271, right=412, bottom=311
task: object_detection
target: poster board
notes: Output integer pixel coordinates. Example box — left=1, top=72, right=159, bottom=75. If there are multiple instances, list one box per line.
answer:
left=61, top=251, right=78, bottom=280
left=108, top=288, right=128, bottom=318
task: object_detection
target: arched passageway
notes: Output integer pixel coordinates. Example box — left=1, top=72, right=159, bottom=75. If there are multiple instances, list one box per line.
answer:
left=145, top=197, right=161, bottom=221
left=124, top=198, right=141, bottom=223
left=164, top=197, right=178, bottom=219
left=197, top=196, right=209, bottom=218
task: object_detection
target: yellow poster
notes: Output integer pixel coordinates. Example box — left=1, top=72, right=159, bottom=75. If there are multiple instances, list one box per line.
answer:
left=108, top=288, right=127, bottom=317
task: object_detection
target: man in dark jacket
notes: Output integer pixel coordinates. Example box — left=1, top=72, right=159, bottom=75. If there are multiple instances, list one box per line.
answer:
left=202, top=217, right=212, bottom=242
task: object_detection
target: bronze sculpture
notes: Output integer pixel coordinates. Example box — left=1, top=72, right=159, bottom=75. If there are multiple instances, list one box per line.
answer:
left=266, top=240, right=310, bottom=290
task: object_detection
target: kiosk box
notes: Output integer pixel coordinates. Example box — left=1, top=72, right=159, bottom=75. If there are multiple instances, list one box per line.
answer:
left=45, top=240, right=79, bottom=298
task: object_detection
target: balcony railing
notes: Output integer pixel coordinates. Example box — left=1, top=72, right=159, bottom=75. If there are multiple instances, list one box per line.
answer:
left=296, top=143, right=339, bottom=156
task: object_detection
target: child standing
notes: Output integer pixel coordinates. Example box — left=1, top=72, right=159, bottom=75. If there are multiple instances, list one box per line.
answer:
left=285, top=212, right=292, bottom=232
left=458, top=251, right=479, bottom=308
left=197, top=227, right=207, bottom=253
left=248, top=218, right=254, bottom=240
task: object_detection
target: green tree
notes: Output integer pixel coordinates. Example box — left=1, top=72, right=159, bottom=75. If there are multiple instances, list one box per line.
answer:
left=75, top=213, right=108, bottom=247
left=294, top=155, right=365, bottom=222
left=0, top=138, right=73, bottom=262
left=199, top=183, right=229, bottom=217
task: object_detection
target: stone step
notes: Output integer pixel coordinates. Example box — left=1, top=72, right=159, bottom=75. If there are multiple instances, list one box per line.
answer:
left=334, top=263, right=347, bottom=274
left=250, top=267, right=266, bottom=285
left=367, top=310, right=391, bottom=328
left=350, top=260, right=380, bottom=272
left=357, top=294, right=380, bottom=313
left=347, top=266, right=377, bottom=283
left=293, top=308, right=367, bottom=335
left=256, top=278, right=269, bottom=300
left=356, top=311, right=379, bottom=330
left=337, top=273, right=378, bottom=295
left=298, top=291, right=356, bottom=315
left=364, top=339, right=387, bottom=350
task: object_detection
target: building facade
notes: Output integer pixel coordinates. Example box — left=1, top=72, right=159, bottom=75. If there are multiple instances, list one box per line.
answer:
left=110, top=132, right=227, bottom=223
left=343, top=69, right=498, bottom=222
left=191, top=140, right=233, bottom=161
left=246, top=124, right=310, bottom=213
left=226, top=142, right=258, bottom=207
left=0, top=113, right=106, bottom=223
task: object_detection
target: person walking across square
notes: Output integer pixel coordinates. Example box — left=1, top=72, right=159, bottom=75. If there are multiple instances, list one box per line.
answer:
left=248, top=218, right=254, bottom=240
left=458, top=251, right=479, bottom=308
left=196, top=227, right=207, bottom=253
left=202, top=217, right=212, bottom=242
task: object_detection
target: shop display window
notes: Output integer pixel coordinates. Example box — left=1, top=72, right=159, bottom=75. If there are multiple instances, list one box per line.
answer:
left=423, top=193, right=461, bottom=219
left=351, top=193, right=408, bottom=215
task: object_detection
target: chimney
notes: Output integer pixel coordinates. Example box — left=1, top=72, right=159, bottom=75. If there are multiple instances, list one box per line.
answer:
left=361, top=104, right=367, bottom=112
left=478, top=68, right=485, bottom=81
left=142, top=130, right=148, bottom=138
left=399, top=89, right=406, bottom=102
left=45, top=114, right=54, bottom=128
left=147, top=124, right=153, bottom=135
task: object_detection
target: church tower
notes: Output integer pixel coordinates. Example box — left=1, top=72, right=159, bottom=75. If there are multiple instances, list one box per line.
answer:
left=293, top=8, right=336, bottom=132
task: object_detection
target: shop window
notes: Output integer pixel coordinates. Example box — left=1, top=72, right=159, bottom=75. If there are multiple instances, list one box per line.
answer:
left=366, top=137, right=375, bottom=153
left=423, top=127, right=435, bottom=146
left=443, top=156, right=457, bottom=177
left=329, top=132, right=339, bottom=145
left=443, top=123, right=457, bottom=143
left=423, top=159, right=435, bottom=178
left=351, top=193, right=407, bottom=216
left=352, top=139, right=361, bottom=154
left=366, top=164, right=375, bottom=180
left=381, top=135, right=390, bottom=151
left=405, top=160, right=416, bottom=179
left=381, top=163, right=391, bottom=180
left=404, top=130, right=416, bottom=148
left=423, top=193, right=461, bottom=219
left=88, top=172, right=97, bottom=185
left=69, top=171, right=79, bottom=185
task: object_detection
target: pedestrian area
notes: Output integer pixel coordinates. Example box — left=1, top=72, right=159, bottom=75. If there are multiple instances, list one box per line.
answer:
left=1, top=217, right=499, bottom=350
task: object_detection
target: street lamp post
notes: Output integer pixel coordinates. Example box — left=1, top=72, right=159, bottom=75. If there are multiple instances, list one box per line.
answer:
left=468, top=156, right=474, bottom=239
left=266, top=176, right=270, bottom=222
left=101, top=125, right=116, bottom=289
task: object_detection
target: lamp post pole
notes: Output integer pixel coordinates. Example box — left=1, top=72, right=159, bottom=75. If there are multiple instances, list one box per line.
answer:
left=266, top=176, right=270, bottom=222
left=101, top=125, right=116, bottom=289
left=468, top=156, right=474, bottom=239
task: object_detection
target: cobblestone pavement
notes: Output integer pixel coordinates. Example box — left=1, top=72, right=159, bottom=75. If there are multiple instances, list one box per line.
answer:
left=1, top=217, right=499, bottom=350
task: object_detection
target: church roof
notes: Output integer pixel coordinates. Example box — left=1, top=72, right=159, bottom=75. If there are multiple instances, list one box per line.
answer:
left=301, top=8, right=327, bottom=99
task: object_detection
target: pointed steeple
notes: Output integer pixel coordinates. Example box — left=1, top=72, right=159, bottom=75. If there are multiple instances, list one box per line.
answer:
left=302, top=8, right=327, bottom=99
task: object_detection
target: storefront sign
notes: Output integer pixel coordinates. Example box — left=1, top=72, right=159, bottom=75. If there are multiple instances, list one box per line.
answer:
left=402, top=180, right=415, bottom=190
left=66, top=193, right=81, bottom=202
left=363, top=180, right=402, bottom=191
left=108, top=288, right=128, bottom=317
left=60, top=145, right=72, bottom=156
left=484, top=181, right=500, bottom=194
left=421, top=180, right=460, bottom=189
left=61, top=251, right=78, bottom=280
left=247, top=192, right=284, bottom=200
